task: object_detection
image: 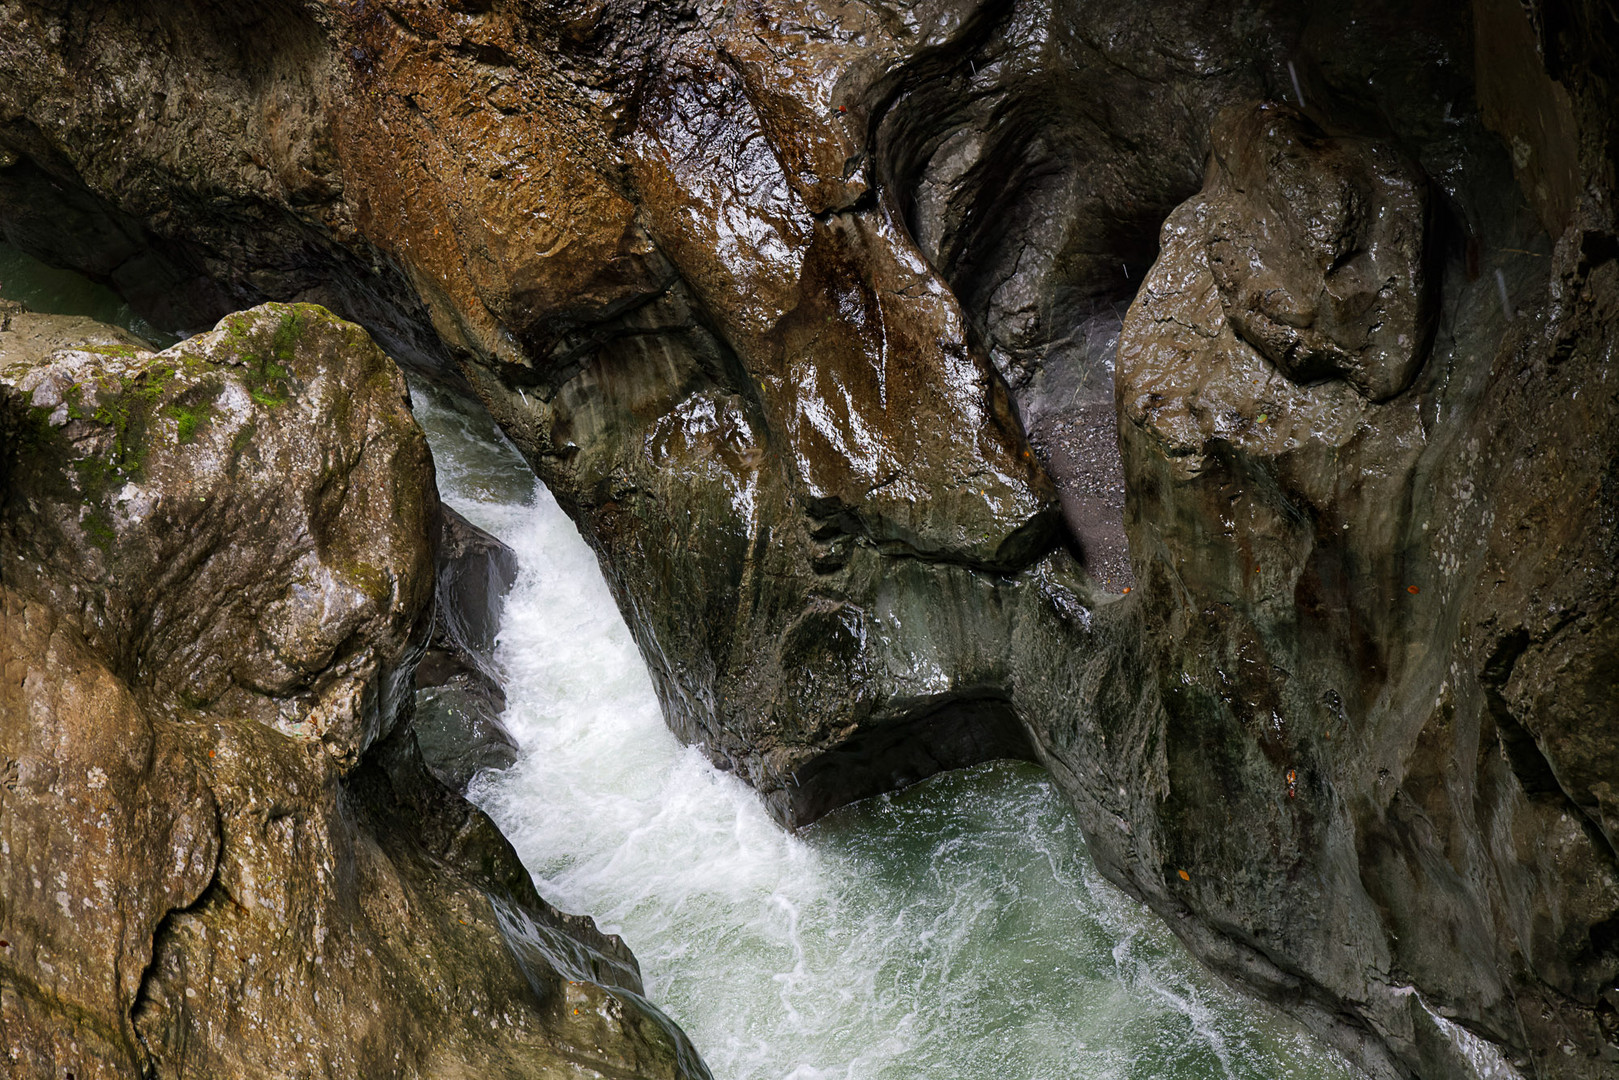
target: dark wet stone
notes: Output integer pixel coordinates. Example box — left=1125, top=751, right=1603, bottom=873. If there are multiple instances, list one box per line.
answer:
left=435, top=504, right=519, bottom=671
left=410, top=500, right=524, bottom=790
left=413, top=684, right=520, bottom=792
left=415, top=503, right=518, bottom=708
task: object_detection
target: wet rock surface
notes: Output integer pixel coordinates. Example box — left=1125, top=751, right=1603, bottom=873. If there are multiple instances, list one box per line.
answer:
left=430, top=505, right=519, bottom=684
left=0, top=304, right=708, bottom=1078
left=414, top=504, right=522, bottom=790
left=0, top=0, right=1616, bottom=1077
left=1201, top=103, right=1436, bottom=402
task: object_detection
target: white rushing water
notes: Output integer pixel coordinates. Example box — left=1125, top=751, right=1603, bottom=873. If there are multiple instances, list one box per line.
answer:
left=0, top=233, right=1357, bottom=1076
left=425, top=383, right=1365, bottom=1080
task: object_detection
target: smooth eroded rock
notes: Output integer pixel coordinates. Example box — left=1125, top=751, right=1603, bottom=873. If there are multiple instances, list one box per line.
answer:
left=1203, top=102, right=1435, bottom=401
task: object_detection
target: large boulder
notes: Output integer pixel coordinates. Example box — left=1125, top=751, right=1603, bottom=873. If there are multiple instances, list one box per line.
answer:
left=3, top=302, right=435, bottom=767
left=0, top=303, right=708, bottom=1079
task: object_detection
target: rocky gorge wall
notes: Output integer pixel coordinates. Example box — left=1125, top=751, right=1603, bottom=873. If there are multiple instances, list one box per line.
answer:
left=0, top=0, right=1615, bottom=1077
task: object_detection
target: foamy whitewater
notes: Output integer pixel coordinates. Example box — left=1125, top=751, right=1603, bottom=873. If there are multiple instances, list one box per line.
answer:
left=417, top=383, right=1361, bottom=1080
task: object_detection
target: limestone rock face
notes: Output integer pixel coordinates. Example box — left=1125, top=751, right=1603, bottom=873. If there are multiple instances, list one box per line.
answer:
left=0, top=1, right=1617, bottom=1078
left=0, top=305, right=708, bottom=1079
left=1203, top=103, right=1435, bottom=402
left=1115, top=119, right=1619, bottom=1076
left=4, top=303, right=435, bottom=767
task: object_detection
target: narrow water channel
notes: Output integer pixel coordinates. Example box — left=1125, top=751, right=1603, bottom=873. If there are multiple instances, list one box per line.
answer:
left=410, top=382, right=1360, bottom=1080
left=0, top=243, right=1358, bottom=1079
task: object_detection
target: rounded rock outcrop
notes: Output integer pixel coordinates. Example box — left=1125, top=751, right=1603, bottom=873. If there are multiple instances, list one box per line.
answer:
left=0, top=302, right=709, bottom=1080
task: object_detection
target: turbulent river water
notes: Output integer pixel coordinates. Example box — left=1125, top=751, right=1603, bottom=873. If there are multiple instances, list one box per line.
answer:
left=0, top=243, right=1358, bottom=1080
left=410, top=384, right=1360, bottom=1080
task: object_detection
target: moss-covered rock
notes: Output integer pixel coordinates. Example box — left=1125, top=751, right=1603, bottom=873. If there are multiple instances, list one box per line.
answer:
left=0, top=304, right=709, bottom=1079
left=3, top=302, right=434, bottom=765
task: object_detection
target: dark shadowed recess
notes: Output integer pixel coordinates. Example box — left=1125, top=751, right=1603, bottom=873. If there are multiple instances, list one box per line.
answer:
left=786, top=694, right=1039, bottom=829
left=864, top=0, right=1538, bottom=600
left=0, top=143, right=447, bottom=370
left=0, top=0, right=450, bottom=372
left=866, top=0, right=1273, bottom=594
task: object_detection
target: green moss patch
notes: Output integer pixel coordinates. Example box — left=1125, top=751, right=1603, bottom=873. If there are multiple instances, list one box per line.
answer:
left=225, top=306, right=313, bottom=409
left=72, top=363, right=177, bottom=490
left=270, top=307, right=306, bottom=362
left=164, top=376, right=224, bottom=445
